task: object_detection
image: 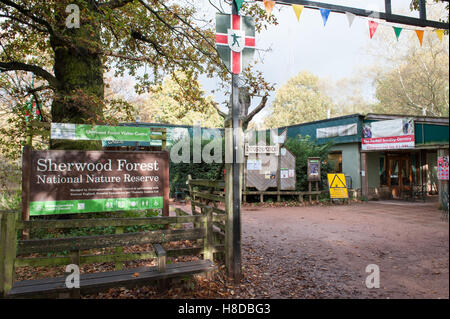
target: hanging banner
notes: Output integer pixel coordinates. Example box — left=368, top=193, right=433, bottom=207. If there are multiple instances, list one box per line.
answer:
left=292, top=4, right=304, bottom=21
left=393, top=26, right=402, bottom=41
left=26, top=150, right=169, bottom=216
left=362, top=118, right=415, bottom=151
left=369, top=21, right=378, bottom=39
left=415, top=30, right=424, bottom=46
left=264, top=0, right=276, bottom=18
left=435, top=29, right=444, bottom=42
left=320, top=8, right=330, bottom=26
left=345, top=12, right=356, bottom=27
left=216, top=13, right=256, bottom=74
left=438, top=156, right=449, bottom=180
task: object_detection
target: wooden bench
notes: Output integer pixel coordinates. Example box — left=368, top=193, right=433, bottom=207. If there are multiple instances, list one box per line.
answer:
left=7, top=248, right=216, bottom=298
left=0, top=207, right=225, bottom=299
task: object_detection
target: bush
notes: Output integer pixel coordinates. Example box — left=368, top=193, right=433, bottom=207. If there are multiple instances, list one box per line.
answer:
left=168, top=137, right=224, bottom=195
left=284, top=135, right=334, bottom=191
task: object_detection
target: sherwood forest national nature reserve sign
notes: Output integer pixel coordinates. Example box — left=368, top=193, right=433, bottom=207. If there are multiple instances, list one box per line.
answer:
left=24, top=150, right=169, bottom=216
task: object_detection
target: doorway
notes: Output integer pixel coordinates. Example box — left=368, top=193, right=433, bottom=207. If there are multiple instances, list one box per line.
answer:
left=387, top=155, right=412, bottom=199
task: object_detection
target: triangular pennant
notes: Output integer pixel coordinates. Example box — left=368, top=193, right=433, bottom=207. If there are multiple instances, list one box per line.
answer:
left=393, top=27, right=402, bottom=41
left=369, top=21, right=378, bottom=39
left=292, top=4, right=304, bottom=22
left=345, top=12, right=356, bottom=27
left=264, top=0, right=275, bottom=18
left=435, top=29, right=444, bottom=42
left=235, top=0, right=244, bottom=13
left=319, top=8, right=331, bottom=26
left=415, top=30, right=424, bottom=46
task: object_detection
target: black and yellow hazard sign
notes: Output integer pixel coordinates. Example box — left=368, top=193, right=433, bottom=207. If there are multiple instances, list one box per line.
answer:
left=327, top=173, right=348, bottom=199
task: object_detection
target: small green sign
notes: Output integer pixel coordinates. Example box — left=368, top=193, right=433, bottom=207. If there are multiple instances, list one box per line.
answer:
left=29, top=196, right=163, bottom=216
left=51, top=123, right=151, bottom=142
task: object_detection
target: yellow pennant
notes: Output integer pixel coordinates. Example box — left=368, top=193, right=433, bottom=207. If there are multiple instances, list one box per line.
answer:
left=264, top=0, right=276, bottom=18
left=292, top=4, right=304, bottom=21
left=435, top=29, right=444, bottom=42
left=415, top=30, right=424, bottom=46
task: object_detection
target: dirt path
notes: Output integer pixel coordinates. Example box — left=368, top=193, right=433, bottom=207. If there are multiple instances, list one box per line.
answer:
left=239, top=201, right=449, bottom=299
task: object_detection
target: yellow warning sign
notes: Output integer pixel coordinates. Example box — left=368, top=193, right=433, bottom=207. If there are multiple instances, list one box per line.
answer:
left=327, top=173, right=348, bottom=199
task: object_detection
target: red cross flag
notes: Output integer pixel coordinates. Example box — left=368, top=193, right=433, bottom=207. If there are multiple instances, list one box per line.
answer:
left=216, top=13, right=256, bottom=75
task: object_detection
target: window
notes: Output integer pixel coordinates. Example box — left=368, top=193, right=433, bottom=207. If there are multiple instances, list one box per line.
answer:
left=328, top=152, right=342, bottom=173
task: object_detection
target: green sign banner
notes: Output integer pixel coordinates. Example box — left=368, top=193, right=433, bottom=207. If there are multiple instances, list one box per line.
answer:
left=51, top=123, right=151, bottom=141
left=30, top=196, right=163, bottom=216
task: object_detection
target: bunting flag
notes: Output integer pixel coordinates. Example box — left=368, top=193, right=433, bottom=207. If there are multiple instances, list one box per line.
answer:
left=369, top=21, right=378, bottom=39
left=393, top=26, right=402, bottom=41
left=264, top=0, right=275, bottom=18
left=415, top=30, right=424, bottom=46
left=216, top=13, right=256, bottom=74
left=435, top=29, right=444, bottom=42
left=292, top=4, right=304, bottom=22
left=319, top=8, right=330, bottom=26
left=235, top=0, right=244, bottom=13
left=345, top=12, right=356, bottom=27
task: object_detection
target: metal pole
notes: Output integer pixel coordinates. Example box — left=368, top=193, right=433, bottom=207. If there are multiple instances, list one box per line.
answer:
left=231, top=1, right=241, bottom=283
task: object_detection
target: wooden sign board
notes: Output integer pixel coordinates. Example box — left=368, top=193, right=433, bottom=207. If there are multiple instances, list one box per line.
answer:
left=23, top=150, right=169, bottom=216
left=245, top=148, right=296, bottom=191
left=245, top=144, right=279, bottom=156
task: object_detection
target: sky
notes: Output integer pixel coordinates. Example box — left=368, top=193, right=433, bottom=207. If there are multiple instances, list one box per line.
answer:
left=197, top=0, right=433, bottom=124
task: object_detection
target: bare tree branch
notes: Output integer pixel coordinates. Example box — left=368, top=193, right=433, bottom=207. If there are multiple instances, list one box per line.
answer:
left=96, top=0, right=135, bottom=10
left=0, top=61, right=58, bottom=88
left=244, top=95, right=268, bottom=124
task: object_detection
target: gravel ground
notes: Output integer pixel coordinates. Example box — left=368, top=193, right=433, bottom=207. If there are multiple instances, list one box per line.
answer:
left=14, top=200, right=449, bottom=299
left=238, top=200, right=449, bottom=299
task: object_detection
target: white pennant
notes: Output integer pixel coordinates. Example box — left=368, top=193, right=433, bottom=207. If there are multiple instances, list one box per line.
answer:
left=345, top=12, right=356, bottom=27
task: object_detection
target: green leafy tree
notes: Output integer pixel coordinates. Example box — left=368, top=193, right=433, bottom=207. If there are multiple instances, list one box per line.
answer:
left=141, top=71, right=223, bottom=127
left=367, top=11, right=449, bottom=117
left=264, top=71, right=333, bottom=128
left=0, top=0, right=275, bottom=150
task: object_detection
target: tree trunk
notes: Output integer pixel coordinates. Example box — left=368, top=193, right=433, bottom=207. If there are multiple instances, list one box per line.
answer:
left=50, top=1, right=104, bottom=150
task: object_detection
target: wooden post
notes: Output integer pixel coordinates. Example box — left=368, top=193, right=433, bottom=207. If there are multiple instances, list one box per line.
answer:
left=277, top=152, right=281, bottom=202
left=203, top=206, right=213, bottom=261
left=66, top=249, right=81, bottom=298
left=203, top=206, right=214, bottom=280
left=316, top=181, right=319, bottom=202
left=187, top=174, right=195, bottom=213
left=115, top=227, right=124, bottom=270
left=162, top=150, right=169, bottom=217
left=1, top=211, right=17, bottom=296
left=153, top=244, right=167, bottom=290
left=308, top=181, right=312, bottom=203
left=0, top=212, right=6, bottom=296
left=21, top=146, right=31, bottom=240
left=224, top=0, right=243, bottom=284
left=161, top=128, right=167, bottom=151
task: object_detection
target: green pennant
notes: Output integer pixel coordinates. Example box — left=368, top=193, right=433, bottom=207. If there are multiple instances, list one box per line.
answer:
left=235, top=0, right=244, bottom=13
left=393, top=27, right=402, bottom=41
